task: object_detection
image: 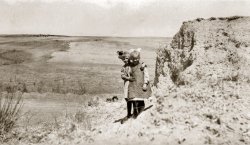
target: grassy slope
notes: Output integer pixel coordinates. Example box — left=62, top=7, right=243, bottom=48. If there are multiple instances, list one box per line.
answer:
left=0, top=35, right=170, bottom=126
left=0, top=35, right=169, bottom=94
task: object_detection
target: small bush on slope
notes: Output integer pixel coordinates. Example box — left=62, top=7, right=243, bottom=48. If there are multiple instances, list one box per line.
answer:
left=0, top=92, right=23, bottom=142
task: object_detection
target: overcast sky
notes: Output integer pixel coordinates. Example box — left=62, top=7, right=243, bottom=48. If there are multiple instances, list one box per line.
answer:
left=0, top=0, right=249, bottom=37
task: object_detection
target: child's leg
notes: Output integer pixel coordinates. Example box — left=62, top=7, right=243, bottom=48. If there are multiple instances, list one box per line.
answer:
left=132, top=100, right=145, bottom=118
left=137, top=100, right=145, bottom=113
left=127, top=100, right=132, bottom=117
left=132, top=101, right=138, bottom=117
left=124, top=81, right=129, bottom=99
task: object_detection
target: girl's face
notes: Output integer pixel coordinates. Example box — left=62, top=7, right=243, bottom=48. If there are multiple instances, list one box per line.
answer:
left=129, top=50, right=140, bottom=66
left=123, top=56, right=129, bottom=64
left=130, top=58, right=139, bottom=65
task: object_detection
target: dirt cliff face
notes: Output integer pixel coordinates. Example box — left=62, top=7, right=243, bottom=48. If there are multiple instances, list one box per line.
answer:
left=153, top=16, right=250, bottom=144
left=155, top=16, right=250, bottom=88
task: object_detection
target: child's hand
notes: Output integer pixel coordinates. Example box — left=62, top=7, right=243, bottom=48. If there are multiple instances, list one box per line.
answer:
left=142, top=84, right=147, bottom=91
left=128, top=77, right=135, bottom=82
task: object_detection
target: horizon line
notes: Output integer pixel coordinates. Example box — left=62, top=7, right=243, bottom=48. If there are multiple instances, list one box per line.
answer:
left=0, top=33, right=172, bottom=38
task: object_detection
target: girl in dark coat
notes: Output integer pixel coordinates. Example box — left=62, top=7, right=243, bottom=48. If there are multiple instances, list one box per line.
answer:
left=128, top=48, right=152, bottom=118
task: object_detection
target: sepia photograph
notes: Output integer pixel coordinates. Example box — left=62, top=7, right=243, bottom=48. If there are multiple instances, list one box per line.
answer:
left=0, top=0, right=249, bottom=144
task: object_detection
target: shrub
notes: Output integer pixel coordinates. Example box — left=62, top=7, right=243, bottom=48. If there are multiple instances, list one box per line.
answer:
left=37, top=80, right=45, bottom=93
left=222, top=32, right=229, bottom=37
left=218, top=16, right=243, bottom=21
left=227, top=16, right=243, bottom=21
left=227, top=50, right=240, bottom=64
left=73, top=111, right=91, bottom=130
left=77, top=80, right=86, bottom=95
left=87, top=97, right=99, bottom=107
left=196, top=18, right=204, bottom=22
left=0, top=93, right=23, bottom=140
left=218, top=17, right=227, bottom=20
left=209, top=17, right=217, bottom=21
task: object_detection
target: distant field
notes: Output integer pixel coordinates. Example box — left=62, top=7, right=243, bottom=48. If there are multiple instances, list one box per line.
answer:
left=0, top=35, right=171, bottom=124
left=0, top=35, right=170, bottom=94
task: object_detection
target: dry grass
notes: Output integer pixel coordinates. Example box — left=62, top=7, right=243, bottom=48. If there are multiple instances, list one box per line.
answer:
left=0, top=92, right=23, bottom=141
left=12, top=107, right=92, bottom=144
